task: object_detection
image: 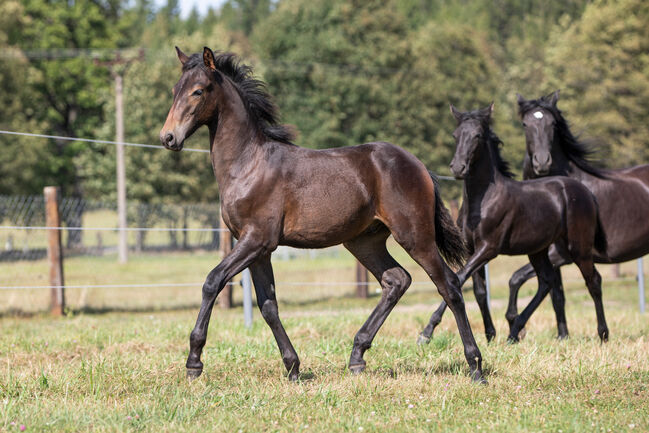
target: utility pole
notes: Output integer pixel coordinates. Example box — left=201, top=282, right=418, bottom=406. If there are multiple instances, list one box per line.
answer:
left=95, top=49, right=143, bottom=264
left=115, top=71, right=127, bottom=263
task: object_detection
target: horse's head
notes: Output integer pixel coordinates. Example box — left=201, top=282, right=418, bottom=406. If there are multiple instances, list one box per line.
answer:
left=517, top=91, right=560, bottom=176
left=449, top=103, right=493, bottom=179
left=160, top=47, right=222, bottom=151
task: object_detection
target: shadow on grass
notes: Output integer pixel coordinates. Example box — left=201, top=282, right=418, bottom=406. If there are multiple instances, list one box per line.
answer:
left=0, top=290, right=387, bottom=319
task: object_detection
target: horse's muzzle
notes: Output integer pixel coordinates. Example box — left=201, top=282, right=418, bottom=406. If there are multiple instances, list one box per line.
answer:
left=160, top=131, right=184, bottom=151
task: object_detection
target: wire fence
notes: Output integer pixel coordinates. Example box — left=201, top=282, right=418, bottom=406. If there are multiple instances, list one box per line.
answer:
left=0, top=129, right=646, bottom=316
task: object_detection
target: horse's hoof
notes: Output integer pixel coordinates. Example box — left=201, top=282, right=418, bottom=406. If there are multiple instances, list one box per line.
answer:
left=486, top=332, right=496, bottom=343
left=507, top=335, right=519, bottom=344
left=288, top=371, right=300, bottom=382
left=599, top=329, right=609, bottom=343
left=518, top=327, right=527, bottom=340
left=349, top=363, right=366, bottom=375
left=186, top=367, right=203, bottom=380
left=471, top=370, right=488, bottom=385
left=417, top=334, right=431, bottom=345
left=557, top=333, right=569, bottom=340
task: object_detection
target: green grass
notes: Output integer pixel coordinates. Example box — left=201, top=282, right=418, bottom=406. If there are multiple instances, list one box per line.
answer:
left=1, top=246, right=648, bottom=432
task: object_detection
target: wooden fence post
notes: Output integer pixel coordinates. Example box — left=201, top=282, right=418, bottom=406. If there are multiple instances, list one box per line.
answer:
left=44, top=186, right=65, bottom=316
left=218, top=214, right=233, bottom=309
left=356, top=260, right=369, bottom=298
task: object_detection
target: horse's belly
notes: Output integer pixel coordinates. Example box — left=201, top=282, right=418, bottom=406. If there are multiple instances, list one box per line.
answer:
left=280, top=204, right=375, bottom=248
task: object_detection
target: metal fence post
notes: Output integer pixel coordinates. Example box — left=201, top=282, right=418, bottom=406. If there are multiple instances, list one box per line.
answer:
left=218, top=214, right=233, bottom=309
left=242, top=268, right=253, bottom=328
left=44, top=186, right=65, bottom=316
left=638, top=257, right=646, bottom=313
left=484, top=263, right=491, bottom=307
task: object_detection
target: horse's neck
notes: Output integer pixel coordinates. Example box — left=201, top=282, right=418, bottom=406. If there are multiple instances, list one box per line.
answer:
left=464, top=144, right=500, bottom=213
left=209, top=80, right=262, bottom=189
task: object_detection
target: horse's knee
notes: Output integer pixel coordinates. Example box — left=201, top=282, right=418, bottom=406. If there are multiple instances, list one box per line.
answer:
left=381, top=267, right=411, bottom=303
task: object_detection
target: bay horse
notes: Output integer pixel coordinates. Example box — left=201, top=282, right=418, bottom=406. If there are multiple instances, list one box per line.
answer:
left=417, top=104, right=609, bottom=343
left=159, top=47, right=485, bottom=382
left=507, top=91, right=649, bottom=338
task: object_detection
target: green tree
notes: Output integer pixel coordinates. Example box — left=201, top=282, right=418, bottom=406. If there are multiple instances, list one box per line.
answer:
left=386, top=22, right=503, bottom=198
left=254, top=0, right=412, bottom=149
left=544, top=0, right=649, bottom=167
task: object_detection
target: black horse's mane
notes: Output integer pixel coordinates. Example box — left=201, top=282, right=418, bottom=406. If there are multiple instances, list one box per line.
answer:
left=183, top=52, right=295, bottom=145
left=518, top=95, right=606, bottom=178
left=458, top=109, right=515, bottom=179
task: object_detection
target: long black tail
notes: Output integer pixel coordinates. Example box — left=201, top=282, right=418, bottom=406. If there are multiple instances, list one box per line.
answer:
left=430, top=171, right=467, bottom=269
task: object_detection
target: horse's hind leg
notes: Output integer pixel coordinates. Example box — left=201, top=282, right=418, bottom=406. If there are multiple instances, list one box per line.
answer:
left=507, top=263, right=536, bottom=326
left=343, top=232, right=411, bottom=374
left=574, top=259, right=608, bottom=342
left=418, top=301, right=447, bottom=345
left=508, top=251, right=556, bottom=342
left=549, top=268, right=569, bottom=339
left=249, top=254, right=301, bottom=380
left=406, top=245, right=485, bottom=382
left=418, top=266, right=495, bottom=344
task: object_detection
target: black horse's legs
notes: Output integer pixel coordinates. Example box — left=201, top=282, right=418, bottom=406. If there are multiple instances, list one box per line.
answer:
left=506, top=263, right=535, bottom=326
left=506, top=244, right=571, bottom=327
left=418, top=265, right=495, bottom=344
left=548, top=268, right=569, bottom=339
left=410, top=246, right=485, bottom=383
left=344, top=233, right=411, bottom=374
left=186, top=234, right=264, bottom=379
left=472, top=266, right=496, bottom=342
left=508, top=251, right=557, bottom=342
left=574, top=260, right=609, bottom=342
left=417, top=301, right=447, bottom=345
left=249, top=254, right=301, bottom=380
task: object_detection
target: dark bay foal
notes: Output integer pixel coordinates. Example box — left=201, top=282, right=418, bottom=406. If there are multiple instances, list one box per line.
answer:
left=418, top=104, right=609, bottom=343
left=160, top=47, right=485, bottom=382
left=508, top=91, right=649, bottom=339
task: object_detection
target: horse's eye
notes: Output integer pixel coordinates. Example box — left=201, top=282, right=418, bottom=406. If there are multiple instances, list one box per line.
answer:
left=522, top=122, right=527, bottom=127
left=192, top=89, right=203, bottom=96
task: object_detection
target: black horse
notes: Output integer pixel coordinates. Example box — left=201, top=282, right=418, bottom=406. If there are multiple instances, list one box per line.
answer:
left=418, top=104, right=609, bottom=343
left=506, top=91, right=649, bottom=338
left=159, top=47, right=486, bottom=382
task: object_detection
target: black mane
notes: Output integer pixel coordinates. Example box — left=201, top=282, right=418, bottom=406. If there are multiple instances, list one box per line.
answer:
left=183, top=52, right=295, bottom=145
left=458, top=109, right=515, bottom=179
left=518, top=94, right=606, bottom=178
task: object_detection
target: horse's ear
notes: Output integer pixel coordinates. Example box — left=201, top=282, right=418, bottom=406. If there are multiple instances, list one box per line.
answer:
left=203, top=46, right=217, bottom=70
left=549, top=90, right=560, bottom=106
left=175, top=46, right=189, bottom=65
left=516, top=93, right=526, bottom=106
left=450, top=104, right=462, bottom=122
left=488, top=102, right=495, bottom=115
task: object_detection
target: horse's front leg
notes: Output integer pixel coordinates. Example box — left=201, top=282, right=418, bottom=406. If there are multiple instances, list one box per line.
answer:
left=186, top=231, right=271, bottom=379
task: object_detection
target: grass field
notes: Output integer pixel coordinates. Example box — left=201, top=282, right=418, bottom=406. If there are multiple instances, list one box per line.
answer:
left=1, top=244, right=648, bottom=432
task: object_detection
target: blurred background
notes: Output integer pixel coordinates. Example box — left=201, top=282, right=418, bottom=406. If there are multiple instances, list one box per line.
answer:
left=1, top=0, right=648, bottom=314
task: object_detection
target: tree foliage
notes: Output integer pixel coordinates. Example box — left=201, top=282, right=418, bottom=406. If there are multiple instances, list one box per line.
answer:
left=544, top=0, right=649, bottom=166
left=0, top=0, right=646, bottom=207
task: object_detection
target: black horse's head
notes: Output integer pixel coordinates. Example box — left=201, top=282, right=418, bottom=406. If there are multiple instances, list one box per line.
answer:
left=517, top=90, right=560, bottom=176
left=160, top=47, right=222, bottom=151
left=449, top=103, right=494, bottom=179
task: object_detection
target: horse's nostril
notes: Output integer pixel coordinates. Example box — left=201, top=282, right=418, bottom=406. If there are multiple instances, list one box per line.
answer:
left=165, top=133, right=174, bottom=144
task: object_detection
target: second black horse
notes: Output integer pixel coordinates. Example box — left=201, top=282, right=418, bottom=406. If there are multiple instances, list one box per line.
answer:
left=419, top=104, right=609, bottom=343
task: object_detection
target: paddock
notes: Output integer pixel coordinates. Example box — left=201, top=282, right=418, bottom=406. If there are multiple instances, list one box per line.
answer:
left=2, top=249, right=647, bottom=431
